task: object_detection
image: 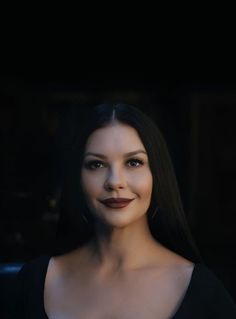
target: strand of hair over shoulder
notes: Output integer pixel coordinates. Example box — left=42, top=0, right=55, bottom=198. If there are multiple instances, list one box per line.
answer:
left=111, top=104, right=118, bottom=122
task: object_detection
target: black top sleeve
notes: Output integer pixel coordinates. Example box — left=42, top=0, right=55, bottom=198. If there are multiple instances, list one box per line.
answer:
left=174, top=264, right=236, bottom=318
left=11, top=256, right=50, bottom=319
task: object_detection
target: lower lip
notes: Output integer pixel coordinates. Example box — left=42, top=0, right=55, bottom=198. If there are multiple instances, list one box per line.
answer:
left=101, top=201, right=133, bottom=209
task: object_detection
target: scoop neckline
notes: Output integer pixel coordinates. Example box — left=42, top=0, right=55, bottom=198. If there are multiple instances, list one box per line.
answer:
left=41, top=256, right=199, bottom=319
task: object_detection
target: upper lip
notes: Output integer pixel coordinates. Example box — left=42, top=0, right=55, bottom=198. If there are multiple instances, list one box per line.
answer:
left=99, top=198, right=134, bottom=204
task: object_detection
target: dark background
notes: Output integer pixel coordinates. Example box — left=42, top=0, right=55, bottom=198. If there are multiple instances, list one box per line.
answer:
left=1, top=74, right=236, bottom=301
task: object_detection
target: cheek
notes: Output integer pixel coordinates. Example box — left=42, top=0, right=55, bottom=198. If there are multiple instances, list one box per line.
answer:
left=81, top=170, right=104, bottom=198
left=130, top=170, right=153, bottom=198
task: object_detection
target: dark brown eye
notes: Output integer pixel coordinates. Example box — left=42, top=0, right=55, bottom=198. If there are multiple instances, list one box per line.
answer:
left=84, top=160, right=105, bottom=170
left=127, top=158, right=144, bottom=167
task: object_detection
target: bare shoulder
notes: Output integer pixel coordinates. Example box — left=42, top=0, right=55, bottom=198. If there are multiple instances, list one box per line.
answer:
left=44, top=248, right=87, bottom=305
left=148, top=243, right=195, bottom=285
left=47, top=246, right=88, bottom=281
left=153, top=243, right=194, bottom=267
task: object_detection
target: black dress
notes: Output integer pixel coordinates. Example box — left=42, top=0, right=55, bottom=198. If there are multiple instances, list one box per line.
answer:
left=12, top=255, right=236, bottom=318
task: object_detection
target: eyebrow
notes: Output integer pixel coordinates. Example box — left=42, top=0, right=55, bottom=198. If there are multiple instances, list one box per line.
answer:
left=84, top=150, right=147, bottom=159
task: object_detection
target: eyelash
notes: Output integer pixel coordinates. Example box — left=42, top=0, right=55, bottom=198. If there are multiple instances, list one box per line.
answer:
left=84, top=158, right=144, bottom=170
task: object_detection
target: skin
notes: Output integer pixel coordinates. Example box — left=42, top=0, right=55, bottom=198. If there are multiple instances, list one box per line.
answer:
left=81, top=122, right=153, bottom=229
left=44, top=121, right=194, bottom=319
left=80, top=121, right=163, bottom=273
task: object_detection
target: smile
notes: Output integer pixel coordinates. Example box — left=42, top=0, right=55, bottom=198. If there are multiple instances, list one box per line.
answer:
left=99, top=198, right=134, bottom=209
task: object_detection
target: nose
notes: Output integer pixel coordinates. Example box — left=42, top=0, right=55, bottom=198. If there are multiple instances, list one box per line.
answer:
left=104, top=166, right=126, bottom=191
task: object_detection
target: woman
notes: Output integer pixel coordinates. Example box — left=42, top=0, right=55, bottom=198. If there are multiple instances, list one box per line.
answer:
left=15, top=104, right=236, bottom=318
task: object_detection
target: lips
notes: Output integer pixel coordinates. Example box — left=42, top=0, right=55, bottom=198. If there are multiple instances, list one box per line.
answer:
left=99, top=198, right=134, bottom=208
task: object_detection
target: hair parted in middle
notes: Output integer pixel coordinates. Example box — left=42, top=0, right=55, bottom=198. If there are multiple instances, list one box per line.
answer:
left=57, top=103, right=201, bottom=263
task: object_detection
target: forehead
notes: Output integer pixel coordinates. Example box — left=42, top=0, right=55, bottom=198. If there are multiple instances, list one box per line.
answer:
left=84, top=122, right=146, bottom=153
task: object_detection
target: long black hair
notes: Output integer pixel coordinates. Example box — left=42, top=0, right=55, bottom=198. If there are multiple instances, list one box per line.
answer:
left=56, top=103, right=201, bottom=263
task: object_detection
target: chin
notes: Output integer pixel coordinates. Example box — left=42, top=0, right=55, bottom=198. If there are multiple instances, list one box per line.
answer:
left=98, top=213, right=145, bottom=229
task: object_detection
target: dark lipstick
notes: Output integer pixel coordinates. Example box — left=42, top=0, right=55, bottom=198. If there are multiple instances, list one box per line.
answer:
left=99, top=198, right=134, bottom=208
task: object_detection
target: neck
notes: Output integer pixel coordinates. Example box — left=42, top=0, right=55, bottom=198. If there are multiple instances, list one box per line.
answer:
left=86, top=216, right=161, bottom=274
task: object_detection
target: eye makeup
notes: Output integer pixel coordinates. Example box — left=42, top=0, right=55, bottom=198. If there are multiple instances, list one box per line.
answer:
left=83, top=157, right=145, bottom=171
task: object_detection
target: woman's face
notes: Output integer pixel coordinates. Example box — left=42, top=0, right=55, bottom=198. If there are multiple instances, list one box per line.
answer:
left=81, top=122, right=153, bottom=228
